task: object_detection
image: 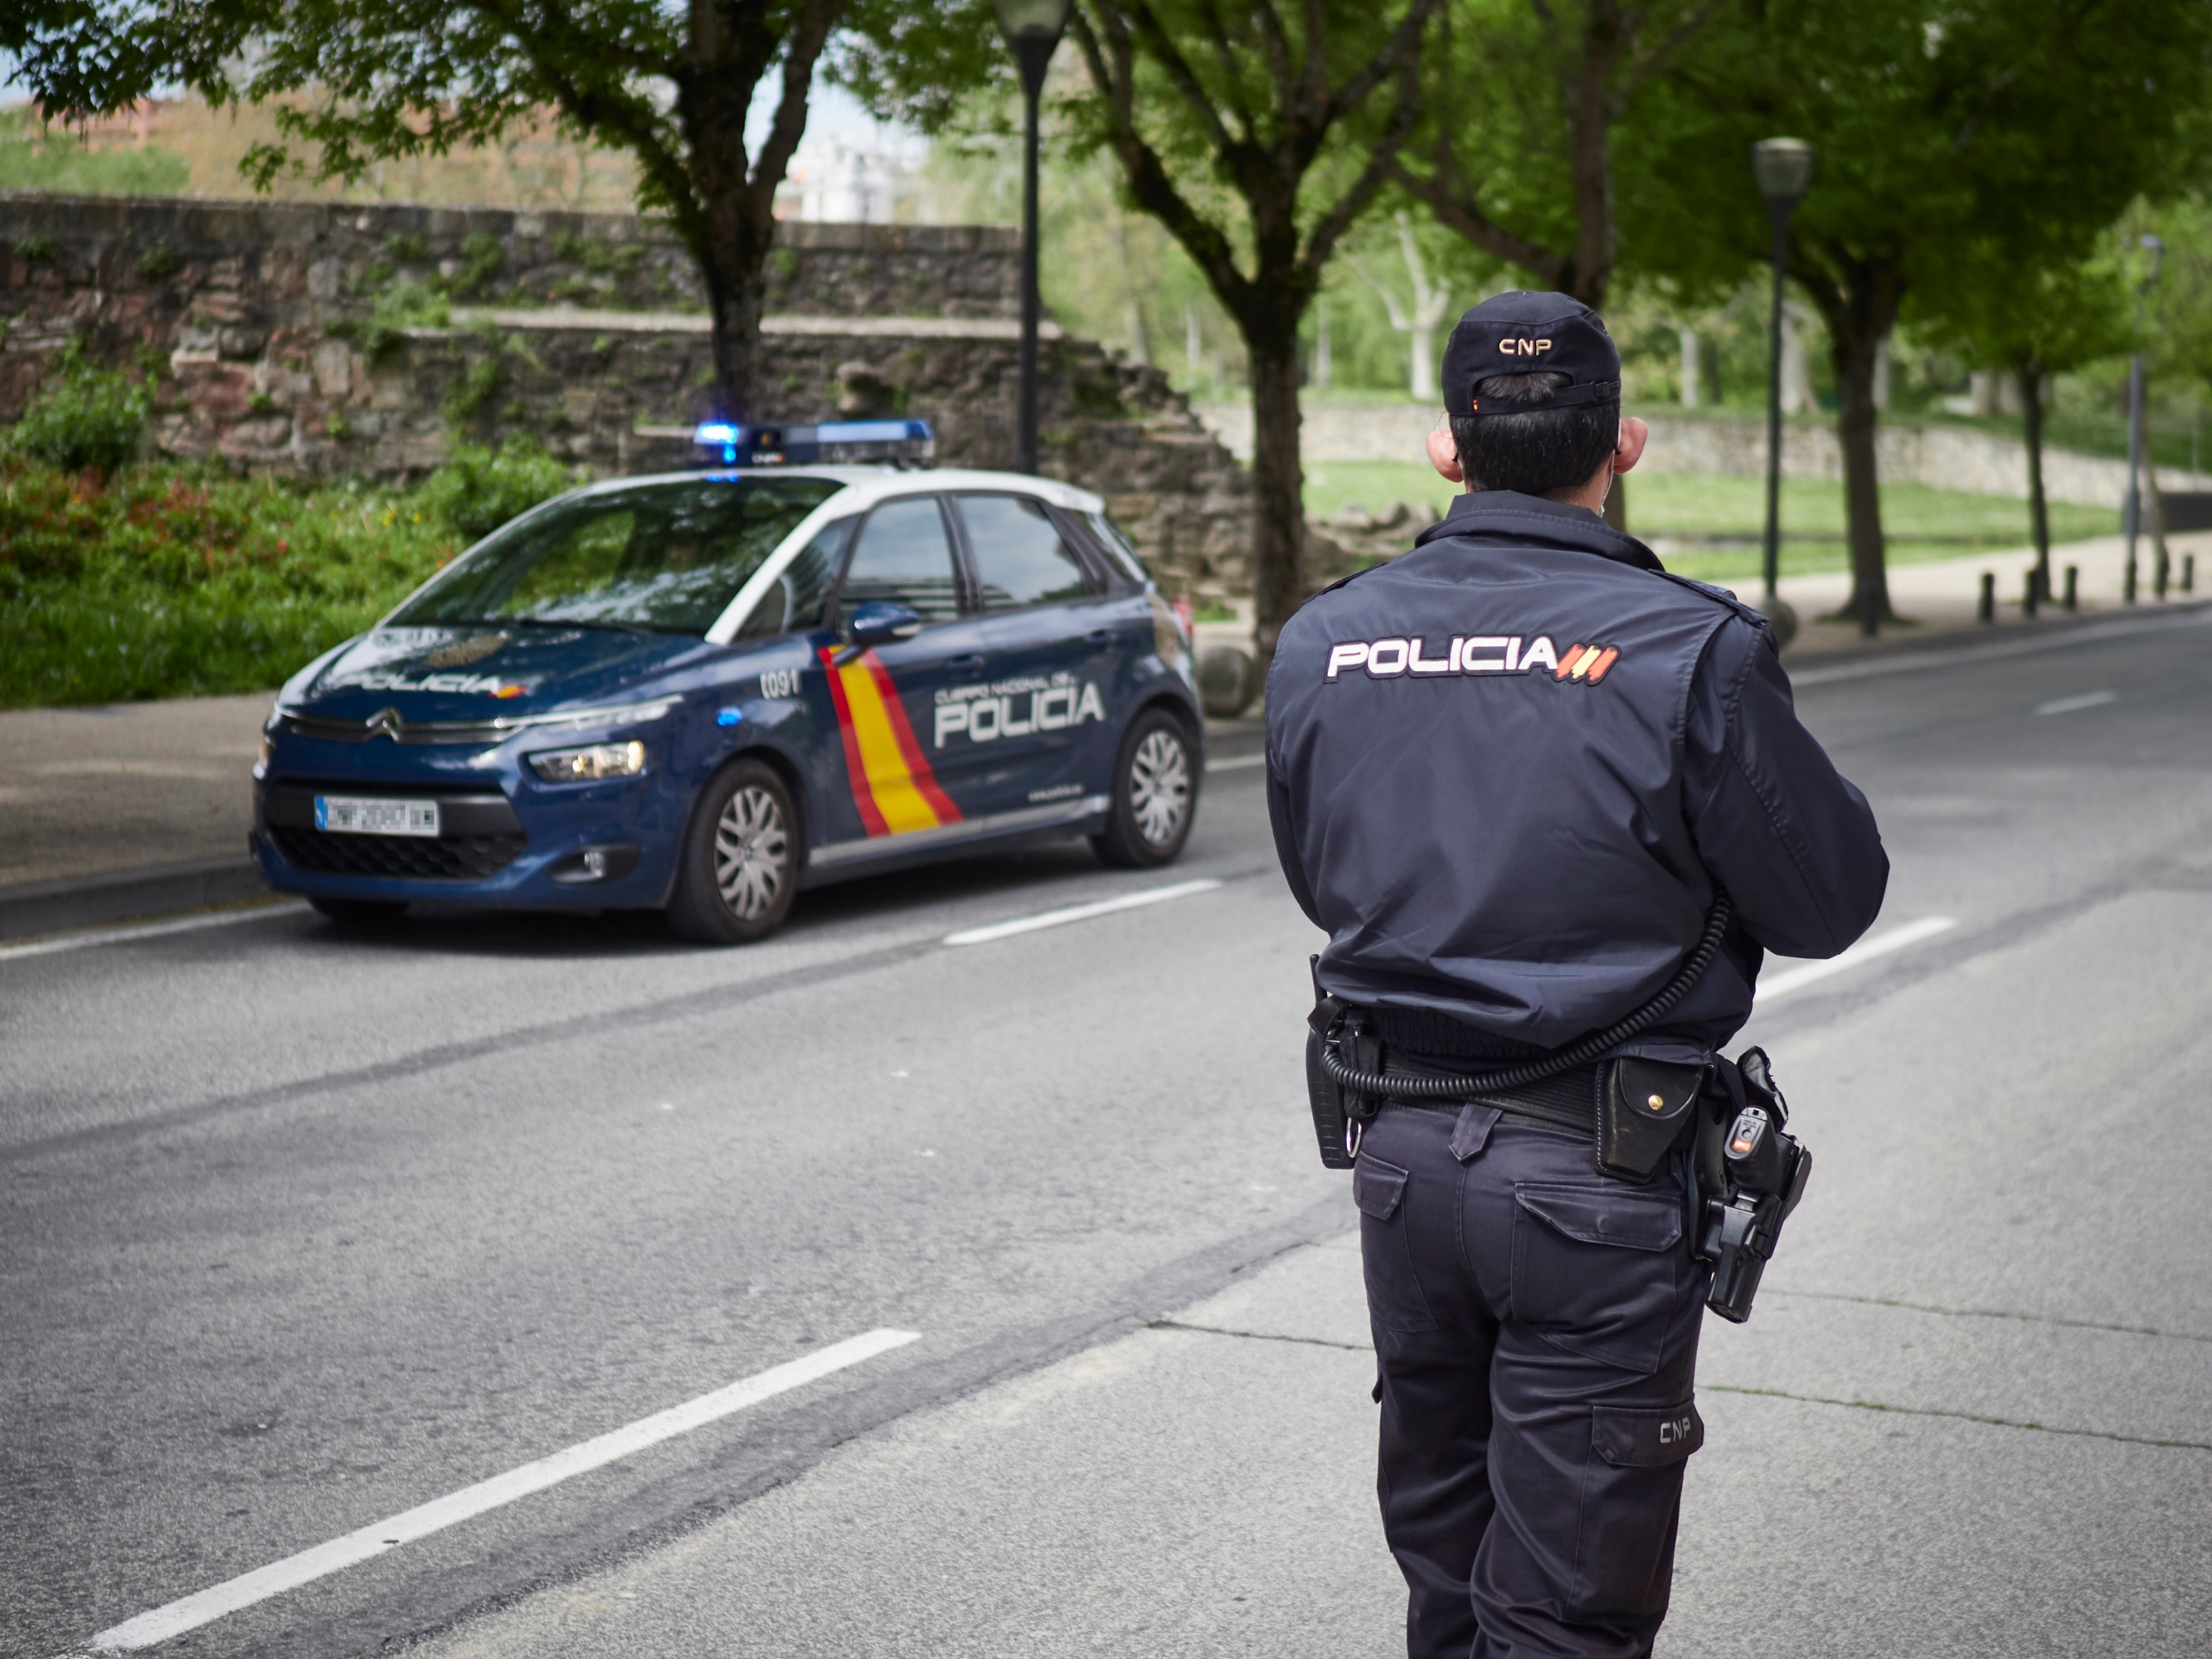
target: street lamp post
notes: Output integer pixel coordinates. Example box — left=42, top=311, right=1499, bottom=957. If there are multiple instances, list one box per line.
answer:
left=2122, top=233, right=2165, bottom=604
left=992, top=0, right=1072, bottom=475
left=1752, top=138, right=1814, bottom=642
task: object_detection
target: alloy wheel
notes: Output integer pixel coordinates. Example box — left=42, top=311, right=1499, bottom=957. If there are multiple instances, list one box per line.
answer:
left=713, top=785, right=790, bottom=919
left=1129, top=727, right=1192, bottom=848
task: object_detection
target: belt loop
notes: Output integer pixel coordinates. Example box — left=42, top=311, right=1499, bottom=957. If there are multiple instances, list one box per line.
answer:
left=1450, top=1104, right=1502, bottom=1162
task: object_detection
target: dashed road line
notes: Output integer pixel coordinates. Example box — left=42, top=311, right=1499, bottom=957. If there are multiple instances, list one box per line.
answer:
left=2034, top=688, right=2117, bottom=716
left=942, top=878, right=1223, bottom=946
left=0, top=901, right=305, bottom=964
left=1206, top=752, right=1268, bottom=772
left=68, top=1329, right=920, bottom=1655
left=1755, top=916, right=1957, bottom=1003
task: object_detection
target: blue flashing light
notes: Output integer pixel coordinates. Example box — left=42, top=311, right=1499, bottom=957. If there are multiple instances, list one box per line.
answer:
left=689, top=419, right=935, bottom=469
left=716, top=708, right=743, bottom=727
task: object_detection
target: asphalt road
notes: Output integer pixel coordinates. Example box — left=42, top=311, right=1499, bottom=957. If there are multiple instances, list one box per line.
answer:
left=8, top=606, right=2212, bottom=1659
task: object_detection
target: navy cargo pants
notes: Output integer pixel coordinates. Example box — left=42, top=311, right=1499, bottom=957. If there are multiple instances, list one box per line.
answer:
left=1356, top=1102, right=1709, bottom=1659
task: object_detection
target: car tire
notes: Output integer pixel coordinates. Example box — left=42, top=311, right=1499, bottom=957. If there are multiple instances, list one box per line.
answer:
left=309, top=897, right=407, bottom=927
left=1091, top=706, right=1198, bottom=868
left=666, top=757, right=802, bottom=944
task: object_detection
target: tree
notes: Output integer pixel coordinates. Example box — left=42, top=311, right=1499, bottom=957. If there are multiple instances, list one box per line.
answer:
left=1393, top=0, right=1720, bottom=311
left=1917, top=246, right=2137, bottom=601
left=1631, top=0, right=2212, bottom=635
left=1349, top=212, right=1456, bottom=400
left=2, top=0, right=921, bottom=421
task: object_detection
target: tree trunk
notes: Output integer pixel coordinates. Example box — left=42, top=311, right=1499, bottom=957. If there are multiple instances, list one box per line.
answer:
left=1808, top=265, right=1903, bottom=635
left=2022, top=359, right=2050, bottom=600
left=698, top=210, right=772, bottom=421
left=1246, top=319, right=1307, bottom=658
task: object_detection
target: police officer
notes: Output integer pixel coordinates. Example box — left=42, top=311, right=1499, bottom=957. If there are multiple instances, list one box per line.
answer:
left=1265, top=292, right=1888, bottom=1659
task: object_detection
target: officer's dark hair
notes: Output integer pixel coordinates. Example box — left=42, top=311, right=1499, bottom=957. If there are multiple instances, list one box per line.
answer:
left=1450, top=372, right=1619, bottom=499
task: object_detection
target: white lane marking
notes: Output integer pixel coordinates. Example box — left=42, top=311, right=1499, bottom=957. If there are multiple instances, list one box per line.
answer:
left=942, top=878, right=1222, bottom=946
left=0, top=902, right=306, bottom=964
left=1756, top=917, right=1957, bottom=1004
left=81, top=1329, right=920, bottom=1653
left=1206, top=752, right=1267, bottom=772
left=2034, top=689, right=2117, bottom=716
left=1789, top=606, right=2212, bottom=688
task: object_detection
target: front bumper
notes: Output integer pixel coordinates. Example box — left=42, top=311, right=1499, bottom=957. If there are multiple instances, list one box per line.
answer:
left=251, top=772, right=683, bottom=909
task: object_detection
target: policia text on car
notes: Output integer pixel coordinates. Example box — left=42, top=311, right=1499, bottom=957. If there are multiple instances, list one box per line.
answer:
left=1265, top=293, right=1886, bottom=1659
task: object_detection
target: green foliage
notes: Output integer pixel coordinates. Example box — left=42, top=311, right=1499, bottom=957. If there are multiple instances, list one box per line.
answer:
left=0, top=106, right=190, bottom=196
left=0, top=456, right=457, bottom=706
left=551, top=231, right=644, bottom=278
left=18, top=234, right=57, bottom=261
left=7, top=340, right=151, bottom=478
left=336, top=280, right=451, bottom=363
left=134, top=242, right=179, bottom=280
left=440, top=229, right=506, bottom=299
left=416, top=435, right=573, bottom=542
left=386, top=231, right=429, bottom=264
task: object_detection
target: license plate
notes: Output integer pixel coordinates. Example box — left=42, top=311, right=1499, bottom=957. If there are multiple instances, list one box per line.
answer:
left=315, top=795, right=440, bottom=837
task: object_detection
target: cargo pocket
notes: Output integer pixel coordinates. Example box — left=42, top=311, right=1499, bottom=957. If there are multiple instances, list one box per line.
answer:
left=1509, top=1185, right=1684, bottom=1374
left=1354, top=1155, right=1437, bottom=1333
left=1571, top=1399, right=1704, bottom=1619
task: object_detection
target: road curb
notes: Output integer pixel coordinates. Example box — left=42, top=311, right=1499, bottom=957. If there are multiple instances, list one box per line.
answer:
left=0, top=858, right=269, bottom=941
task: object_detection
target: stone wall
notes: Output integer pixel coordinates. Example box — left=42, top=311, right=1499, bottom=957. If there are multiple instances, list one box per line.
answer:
left=0, top=192, right=1250, bottom=604
left=1196, top=399, right=2186, bottom=509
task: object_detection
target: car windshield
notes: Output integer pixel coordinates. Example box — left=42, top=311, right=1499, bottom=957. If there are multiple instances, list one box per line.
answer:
left=390, top=475, right=845, bottom=635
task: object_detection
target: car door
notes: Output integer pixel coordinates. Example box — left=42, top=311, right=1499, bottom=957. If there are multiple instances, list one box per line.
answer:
left=811, top=493, right=993, bottom=862
left=946, top=491, right=1124, bottom=817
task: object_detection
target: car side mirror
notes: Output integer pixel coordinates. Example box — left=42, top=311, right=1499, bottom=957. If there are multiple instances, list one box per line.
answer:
left=845, top=601, right=924, bottom=647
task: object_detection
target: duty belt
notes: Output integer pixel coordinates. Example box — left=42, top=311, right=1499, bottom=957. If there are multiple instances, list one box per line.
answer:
left=1382, top=1058, right=1603, bottom=1138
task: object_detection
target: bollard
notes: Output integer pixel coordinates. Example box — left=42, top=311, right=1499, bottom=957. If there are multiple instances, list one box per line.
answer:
left=2186, top=552, right=2197, bottom=595
left=2023, top=566, right=2039, bottom=618
left=1978, top=571, right=1996, bottom=624
left=2156, top=547, right=2171, bottom=601
left=2064, top=564, right=2079, bottom=610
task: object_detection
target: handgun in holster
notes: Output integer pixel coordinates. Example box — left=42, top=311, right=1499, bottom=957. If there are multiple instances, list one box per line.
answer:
left=1694, top=1046, right=1813, bottom=1323
left=1305, top=961, right=1379, bottom=1169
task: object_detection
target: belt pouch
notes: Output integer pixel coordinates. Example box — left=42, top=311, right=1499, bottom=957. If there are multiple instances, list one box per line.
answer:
left=1597, top=1058, right=1705, bottom=1180
left=1306, top=1025, right=1359, bottom=1170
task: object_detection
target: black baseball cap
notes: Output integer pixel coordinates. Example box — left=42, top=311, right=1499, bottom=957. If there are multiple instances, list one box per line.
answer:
left=1441, top=291, right=1621, bottom=417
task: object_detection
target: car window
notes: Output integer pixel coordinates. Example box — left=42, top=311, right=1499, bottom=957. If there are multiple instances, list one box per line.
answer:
left=732, top=517, right=853, bottom=640
left=390, top=475, right=843, bottom=635
left=1083, top=508, right=1152, bottom=584
left=956, top=494, right=1101, bottom=611
left=839, top=497, right=960, bottom=625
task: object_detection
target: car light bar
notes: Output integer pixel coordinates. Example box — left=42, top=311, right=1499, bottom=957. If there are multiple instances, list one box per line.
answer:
left=692, top=419, right=936, bottom=468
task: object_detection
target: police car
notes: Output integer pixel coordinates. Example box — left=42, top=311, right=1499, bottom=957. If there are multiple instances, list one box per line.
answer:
left=250, top=420, right=1204, bottom=942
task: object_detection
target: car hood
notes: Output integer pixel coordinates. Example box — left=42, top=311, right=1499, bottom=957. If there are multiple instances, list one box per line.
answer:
left=292, top=625, right=714, bottom=722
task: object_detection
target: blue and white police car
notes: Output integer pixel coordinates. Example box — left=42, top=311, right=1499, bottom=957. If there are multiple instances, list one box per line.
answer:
left=251, top=421, right=1203, bottom=942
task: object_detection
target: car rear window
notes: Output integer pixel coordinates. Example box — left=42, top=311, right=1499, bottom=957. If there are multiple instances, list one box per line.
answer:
left=391, top=475, right=843, bottom=635
left=1082, top=508, right=1152, bottom=583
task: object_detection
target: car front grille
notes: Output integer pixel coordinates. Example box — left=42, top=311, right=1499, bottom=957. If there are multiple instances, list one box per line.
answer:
left=268, top=826, right=527, bottom=881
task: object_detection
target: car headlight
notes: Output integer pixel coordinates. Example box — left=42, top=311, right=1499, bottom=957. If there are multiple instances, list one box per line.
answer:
left=256, top=733, right=275, bottom=776
left=528, top=740, right=647, bottom=783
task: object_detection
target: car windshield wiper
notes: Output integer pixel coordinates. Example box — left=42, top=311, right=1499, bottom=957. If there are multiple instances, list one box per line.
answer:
left=503, top=615, right=688, bottom=636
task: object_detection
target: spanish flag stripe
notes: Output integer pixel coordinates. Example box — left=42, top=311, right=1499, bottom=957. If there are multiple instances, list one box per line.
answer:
left=818, top=647, right=889, bottom=838
left=1570, top=645, right=1605, bottom=680
left=1555, top=644, right=1584, bottom=681
left=860, top=654, right=964, bottom=824
left=835, top=659, right=943, bottom=834
left=1585, top=647, right=1620, bottom=684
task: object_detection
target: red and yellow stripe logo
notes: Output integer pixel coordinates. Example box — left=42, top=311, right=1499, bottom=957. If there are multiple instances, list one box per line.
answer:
left=818, top=647, right=963, bottom=837
left=1553, top=642, right=1620, bottom=684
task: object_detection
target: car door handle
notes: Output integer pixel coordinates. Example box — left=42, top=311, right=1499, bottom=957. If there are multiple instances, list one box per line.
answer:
left=945, top=654, right=987, bottom=676
left=1085, top=629, right=1115, bottom=645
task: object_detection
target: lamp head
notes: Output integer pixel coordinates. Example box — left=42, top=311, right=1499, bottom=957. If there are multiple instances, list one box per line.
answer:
left=991, top=0, right=1072, bottom=41
left=2142, top=234, right=2166, bottom=286
left=1751, top=138, right=1815, bottom=209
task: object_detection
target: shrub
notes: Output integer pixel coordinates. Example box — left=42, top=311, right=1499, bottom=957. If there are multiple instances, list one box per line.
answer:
left=338, top=280, right=451, bottom=364
left=418, top=436, right=575, bottom=543
left=9, top=340, right=151, bottom=478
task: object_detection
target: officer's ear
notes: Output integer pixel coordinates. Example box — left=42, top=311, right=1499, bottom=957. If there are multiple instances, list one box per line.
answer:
left=1427, top=419, right=1466, bottom=485
left=1613, top=415, right=1650, bottom=476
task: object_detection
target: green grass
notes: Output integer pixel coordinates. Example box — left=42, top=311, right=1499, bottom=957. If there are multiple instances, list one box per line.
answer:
left=0, top=460, right=459, bottom=708
left=1303, top=461, right=2117, bottom=581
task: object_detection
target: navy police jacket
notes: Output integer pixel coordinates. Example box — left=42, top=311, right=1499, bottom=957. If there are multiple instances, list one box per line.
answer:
left=1266, top=490, right=1888, bottom=1066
